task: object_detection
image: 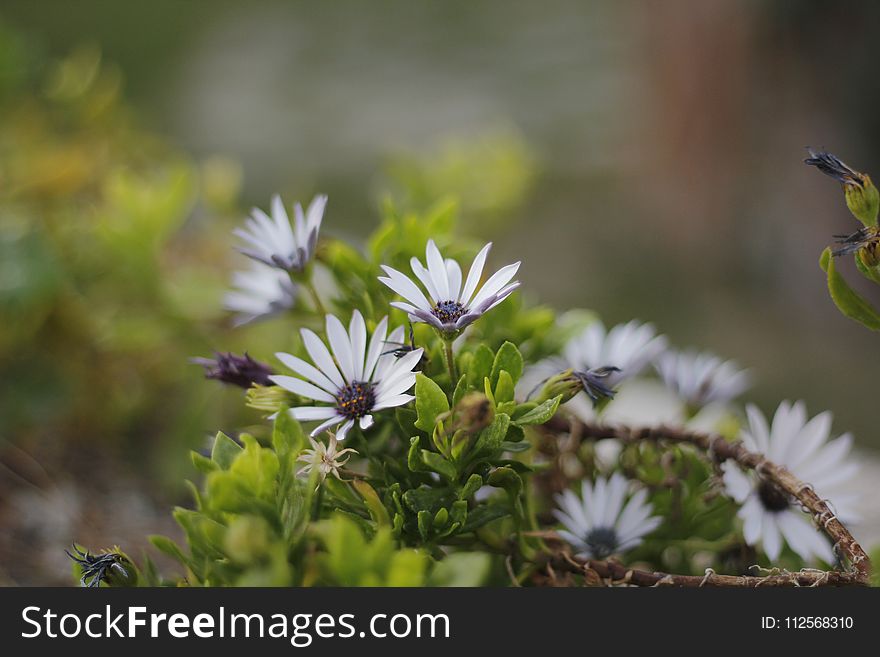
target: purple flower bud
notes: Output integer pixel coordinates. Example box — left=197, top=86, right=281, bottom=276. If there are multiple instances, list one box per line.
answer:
left=191, top=352, right=275, bottom=388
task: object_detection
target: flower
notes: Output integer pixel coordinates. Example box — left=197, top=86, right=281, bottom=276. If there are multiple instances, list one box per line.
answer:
left=721, top=401, right=859, bottom=563
left=378, top=240, right=520, bottom=337
left=270, top=311, right=423, bottom=439
left=191, top=352, right=275, bottom=388
left=234, top=194, right=327, bottom=272
left=66, top=546, right=134, bottom=588
left=655, top=349, right=749, bottom=409
left=553, top=473, right=661, bottom=560
left=804, top=149, right=879, bottom=226
left=224, top=261, right=297, bottom=326
left=297, top=433, right=358, bottom=482
left=562, top=321, right=667, bottom=389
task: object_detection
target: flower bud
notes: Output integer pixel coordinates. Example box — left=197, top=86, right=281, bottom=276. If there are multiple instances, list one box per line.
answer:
left=532, top=369, right=582, bottom=405
left=191, top=352, right=275, bottom=388
left=453, top=392, right=494, bottom=434
left=805, top=149, right=879, bottom=227
left=246, top=384, right=296, bottom=414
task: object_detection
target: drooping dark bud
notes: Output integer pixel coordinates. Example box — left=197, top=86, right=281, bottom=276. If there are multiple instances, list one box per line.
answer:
left=66, top=545, right=137, bottom=587
left=454, top=392, right=495, bottom=434
left=805, top=149, right=879, bottom=226
left=191, top=352, right=275, bottom=388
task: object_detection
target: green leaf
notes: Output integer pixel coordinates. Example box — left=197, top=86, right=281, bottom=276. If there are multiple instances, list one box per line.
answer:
left=470, top=413, right=511, bottom=460
left=451, top=374, right=469, bottom=408
left=352, top=480, right=391, bottom=527
left=429, top=553, right=491, bottom=586
left=460, top=502, right=511, bottom=532
left=467, top=344, right=494, bottom=390
left=459, top=473, right=484, bottom=500
left=513, top=395, right=562, bottom=426
left=191, top=451, right=218, bottom=474
left=407, top=437, right=458, bottom=481
left=820, top=247, right=880, bottom=330
left=211, top=431, right=242, bottom=469
left=414, top=373, right=450, bottom=432
left=490, top=341, right=523, bottom=387
left=272, top=409, right=305, bottom=463
left=387, top=550, right=428, bottom=586
left=488, top=466, right=523, bottom=497
left=417, top=510, right=432, bottom=541
left=494, top=370, right=516, bottom=403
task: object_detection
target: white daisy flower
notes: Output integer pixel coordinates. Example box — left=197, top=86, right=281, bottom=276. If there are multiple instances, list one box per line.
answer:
left=234, top=194, right=327, bottom=272
left=378, top=239, right=520, bottom=337
left=554, top=473, right=661, bottom=560
left=655, top=350, right=750, bottom=409
left=562, top=321, right=667, bottom=389
left=270, top=311, right=423, bottom=440
left=721, top=401, right=859, bottom=563
left=224, top=261, right=297, bottom=326
left=297, top=433, right=358, bottom=483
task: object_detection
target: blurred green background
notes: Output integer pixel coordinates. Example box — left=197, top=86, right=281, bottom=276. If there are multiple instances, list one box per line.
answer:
left=3, top=0, right=880, bottom=584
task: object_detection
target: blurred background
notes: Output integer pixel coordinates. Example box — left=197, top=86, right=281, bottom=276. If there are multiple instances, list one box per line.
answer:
left=3, top=0, right=880, bottom=584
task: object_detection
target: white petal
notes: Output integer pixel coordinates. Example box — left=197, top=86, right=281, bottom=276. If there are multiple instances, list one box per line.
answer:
left=275, top=352, right=338, bottom=395
left=460, top=242, right=491, bottom=305
left=300, top=328, right=345, bottom=389
left=761, top=512, right=783, bottom=560
left=363, top=316, right=389, bottom=382
left=311, top=416, right=345, bottom=437
left=425, top=239, right=450, bottom=300
left=326, top=314, right=355, bottom=382
left=336, top=419, right=355, bottom=440
left=372, top=393, right=414, bottom=411
left=721, top=462, right=752, bottom=503
left=603, top=473, right=628, bottom=526
left=446, top=259, right=462, bottom=301
left=776, top=510, right=833, bottom=563
left=379, top=266, right=432, bottom=310
left=269, top=375, right=336, bottom=402
left=359, top=415, right=375, bottom=431
left=410, top=257, right=441, bottom=302
left=740, top=495, right=763, bottom=545
left=291, top=406, right=339, bottom=421
left=744, top=404, right=770, bottom=453
left=349, top=310, right=367, bottom=380
left=468, top=261, right=521, bottom=310
left=590, top=477, right=608, bottom=528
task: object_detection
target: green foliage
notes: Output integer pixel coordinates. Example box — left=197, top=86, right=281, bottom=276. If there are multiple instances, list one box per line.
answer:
left=819, top=248, right=880, bottom=330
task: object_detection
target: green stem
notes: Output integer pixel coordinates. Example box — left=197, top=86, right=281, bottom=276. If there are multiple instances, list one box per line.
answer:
left=443, top=339, right=458, bottom=386
left=311, top=482, right=325, bottom=521
left=303, top=277, right=327, bottom=316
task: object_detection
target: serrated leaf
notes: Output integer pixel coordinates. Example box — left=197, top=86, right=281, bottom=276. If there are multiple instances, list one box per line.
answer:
left=820, top=247, right=880, bottom=330
left=414, top=373, right=450, bottom=432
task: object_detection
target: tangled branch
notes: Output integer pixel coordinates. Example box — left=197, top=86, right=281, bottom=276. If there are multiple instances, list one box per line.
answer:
left=537, top=417, right=871, bottom=587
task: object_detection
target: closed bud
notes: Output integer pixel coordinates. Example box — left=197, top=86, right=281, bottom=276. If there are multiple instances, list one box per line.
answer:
left=454, top=392, right=494, bottom=434
left=246, top=384, right=296, bottom=414
left=805, top=149, right=879, bottom=227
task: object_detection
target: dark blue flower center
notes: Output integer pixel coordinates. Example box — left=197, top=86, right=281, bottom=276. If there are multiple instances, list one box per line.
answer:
left=757, top=479, right=789, bottom=513
left=432, top=300, right=466, bottom=325
left=335, top=381, right=375, bottom=420
left=585, top=526, right=619, bottom=560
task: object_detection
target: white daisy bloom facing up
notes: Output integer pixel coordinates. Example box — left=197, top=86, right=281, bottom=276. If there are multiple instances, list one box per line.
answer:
left=721, top=401, right=859, bottom=564
left=235, top=194, right=327, bottom=272
left=554, top=473, right=661, bottom=560
left=378, top=239, right=520, bottom=337
left=224, top=261, right=297, bottom=326
left=270, top=311, right=423, bottom=440
left=297, top=433, right=358, bottom=483
left=655, top=350, right=750, bottom=409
